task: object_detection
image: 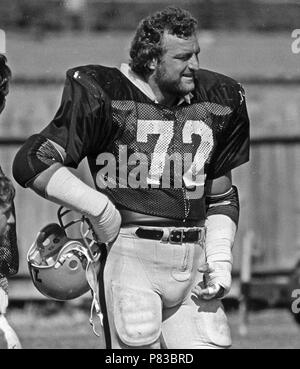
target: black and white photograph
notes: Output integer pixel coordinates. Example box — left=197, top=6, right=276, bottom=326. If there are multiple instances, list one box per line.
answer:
left=0, top=0, right=300, bottom=352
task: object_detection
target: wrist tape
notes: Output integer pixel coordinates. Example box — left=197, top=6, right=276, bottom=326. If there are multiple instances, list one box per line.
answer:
left=46, top=166, right=121, bottom=244
left=205, top=213, right=236, bottom=295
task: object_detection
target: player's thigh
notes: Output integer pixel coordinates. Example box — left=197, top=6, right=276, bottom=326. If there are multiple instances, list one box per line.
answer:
left=104, top=233, right=162, bottom=348
left=162, top=294, right=232, bottom=349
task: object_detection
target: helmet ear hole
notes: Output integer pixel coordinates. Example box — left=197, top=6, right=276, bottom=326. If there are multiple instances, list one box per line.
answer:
left=34, top=223, right=68, bottom=262
left=42, top=238, right=51, bottom=247
left=69, top=259, right=79, bottom=270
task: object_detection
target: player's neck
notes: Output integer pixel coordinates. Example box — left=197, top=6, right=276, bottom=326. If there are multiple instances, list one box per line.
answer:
left=147, top=77, right=177, bottom=107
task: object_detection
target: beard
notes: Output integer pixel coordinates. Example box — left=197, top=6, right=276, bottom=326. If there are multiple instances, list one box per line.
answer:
left=154, top=66, right=195, bottom=98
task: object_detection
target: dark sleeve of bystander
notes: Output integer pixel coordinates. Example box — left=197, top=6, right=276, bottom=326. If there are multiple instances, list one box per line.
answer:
left=0, top=55, right=19, bottom=279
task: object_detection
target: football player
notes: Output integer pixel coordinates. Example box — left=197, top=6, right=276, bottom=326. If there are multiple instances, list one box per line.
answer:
left=13, top=7, right=250, bottom=349
left=0, top=54, right=22, bottom=349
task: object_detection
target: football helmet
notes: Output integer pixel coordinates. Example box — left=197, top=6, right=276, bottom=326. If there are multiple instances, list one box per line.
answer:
left=27, top=206, right=101, bottom=301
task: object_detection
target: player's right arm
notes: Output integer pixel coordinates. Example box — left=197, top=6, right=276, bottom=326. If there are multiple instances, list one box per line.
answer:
left=15, top=141, right=120, bottom=245
left=12, top=69, right=121, bottom=244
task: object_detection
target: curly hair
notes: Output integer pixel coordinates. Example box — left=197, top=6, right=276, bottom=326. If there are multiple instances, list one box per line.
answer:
left=0, top=54, right=11, bottom=114
left=129, top=7, right=198, bottom=78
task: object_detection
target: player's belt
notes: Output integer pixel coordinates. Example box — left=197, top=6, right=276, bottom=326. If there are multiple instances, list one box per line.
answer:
left=135, top=227, right=205, bottom=244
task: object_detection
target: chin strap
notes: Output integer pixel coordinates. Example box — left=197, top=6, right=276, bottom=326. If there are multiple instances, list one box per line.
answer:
left=77, top=215, right=104, bottom=338
left=80, top=213, right=111, bottom=347
left=86, top=260, right=104, bottom=337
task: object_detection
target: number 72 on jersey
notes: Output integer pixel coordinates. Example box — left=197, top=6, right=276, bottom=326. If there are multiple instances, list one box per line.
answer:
left=137, top=119, right=214, bottom=198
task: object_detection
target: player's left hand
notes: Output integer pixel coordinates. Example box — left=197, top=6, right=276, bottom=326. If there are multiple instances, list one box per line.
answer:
left=191, top=263, right=225, bottom=300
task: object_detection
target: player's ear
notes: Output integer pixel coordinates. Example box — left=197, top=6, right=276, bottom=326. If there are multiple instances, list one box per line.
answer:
left=148, top=58, right=158, bottom=71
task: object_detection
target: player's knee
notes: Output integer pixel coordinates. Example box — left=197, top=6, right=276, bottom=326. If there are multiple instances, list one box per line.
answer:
left=112, top=283, right=162, bottom=347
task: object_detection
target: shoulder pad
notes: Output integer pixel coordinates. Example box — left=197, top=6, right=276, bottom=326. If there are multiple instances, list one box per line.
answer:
left=66, top=65, right=115, bottom=99
left=194, top=69, right=245, bottom=107
left=67, top=65, right=123, bottom=97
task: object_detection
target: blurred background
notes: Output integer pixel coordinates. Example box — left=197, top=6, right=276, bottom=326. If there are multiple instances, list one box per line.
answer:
left=0, top=0, right=300, bottom=348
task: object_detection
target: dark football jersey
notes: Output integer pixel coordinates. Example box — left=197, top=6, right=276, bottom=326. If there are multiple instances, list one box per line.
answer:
left=0, top=166, right=19, bottom=278
left=41, top=65, right=250, bottom=221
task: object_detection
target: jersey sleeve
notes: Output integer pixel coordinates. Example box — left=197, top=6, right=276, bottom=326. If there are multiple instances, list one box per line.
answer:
left=40, top=69, right=113, bottom=167
left=206, top=90, right=250, bottom=179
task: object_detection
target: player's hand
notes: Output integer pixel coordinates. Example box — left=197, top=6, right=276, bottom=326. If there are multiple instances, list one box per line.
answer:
left=88, top=198, right=122, bottom=245
left=191, top=263, right=225, bottom=300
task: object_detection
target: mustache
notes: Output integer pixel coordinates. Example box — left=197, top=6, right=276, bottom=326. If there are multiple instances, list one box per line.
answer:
left=181, top=72, right=195, bottom=78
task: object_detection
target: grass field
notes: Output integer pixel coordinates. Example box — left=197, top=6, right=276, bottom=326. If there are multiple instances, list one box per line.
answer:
left=4, top=304, right=300, bottom=349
